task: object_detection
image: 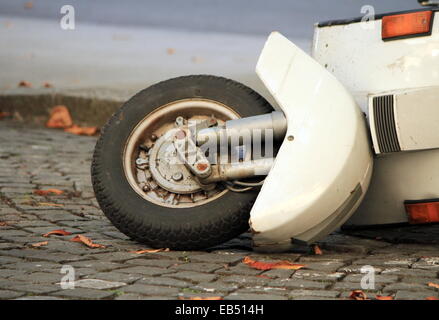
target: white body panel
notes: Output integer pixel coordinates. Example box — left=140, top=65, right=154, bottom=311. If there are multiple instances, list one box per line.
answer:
left=368, top=87, right=439, bottom=154
left=348, top=149, right=439, bottom=225
left=312, top=11, right=439, bottom=226
left=312, top=11, right=439, bottom=114
left=394, top=87, right=439, bottom=151
left=250, top=32, right=373, bottom=250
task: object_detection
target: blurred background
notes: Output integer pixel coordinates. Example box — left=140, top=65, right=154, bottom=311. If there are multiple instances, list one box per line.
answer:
left=0, top=0, right=421, bottom=96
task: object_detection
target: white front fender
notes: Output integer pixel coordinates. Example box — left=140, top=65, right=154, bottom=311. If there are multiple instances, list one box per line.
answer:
left=251, top=32, right=373, bottom=250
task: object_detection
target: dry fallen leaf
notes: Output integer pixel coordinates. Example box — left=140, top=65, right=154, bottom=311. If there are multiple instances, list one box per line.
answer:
left=46, top=105, right=73, bottom=129
left=243, top=256, right=305, bottom=271
left=167, top=48, right=176, bottom=55
left=30, top=241, right=48, bottom=248
left=33, top=188, right=64, bottom=196
left=428, top=282, right=439, bottom=289
left=0, top=112, right=11, bottom=120
left=0, top=221, right=8, bottom=227
left=43, top=82, right=53, bottom=88
left=376, top=295, right=393, bottom=300
left=70, top=234, right=106, bottom=249
left=43, top=229, right=72, bottom=237
left=426, top=296, right=439, bottom=300
left=64, top=124, right=98, bottom=136
left=313, top=244, right=323, bottom=255
left=349, top=290, right=369, bottom=300
left=18, top=80, right=32, bottom=88
left=130, top=248, right=170, bottom=254
left=24, top=1, right=33, bottom=9
left=37, top=202, right=64, bottom=207
left=45, top=105, right=99, bottom=136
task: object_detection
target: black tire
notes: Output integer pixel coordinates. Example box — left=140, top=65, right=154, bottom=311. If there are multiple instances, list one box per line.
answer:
left=91, top=75, right=274, bottom=250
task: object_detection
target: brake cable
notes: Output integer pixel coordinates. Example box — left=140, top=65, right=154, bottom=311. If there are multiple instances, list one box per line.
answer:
left=223, top=179, right=265, bottom=192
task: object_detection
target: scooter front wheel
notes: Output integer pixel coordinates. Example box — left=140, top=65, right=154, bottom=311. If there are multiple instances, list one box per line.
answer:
left=91, top=75, right=274, bottom=250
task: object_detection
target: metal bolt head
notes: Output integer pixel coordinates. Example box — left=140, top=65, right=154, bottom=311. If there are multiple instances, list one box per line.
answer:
left=175, top=130, right=186, bottom=140
left=172, top=172, right=183, bottom=181
left=175, top=116, right=185, bottom=127
left=136, top=158, right=147, bottom=165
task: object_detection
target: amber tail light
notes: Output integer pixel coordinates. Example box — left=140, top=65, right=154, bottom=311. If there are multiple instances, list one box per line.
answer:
left=405, top=199, right=439, bottom=224
left=382, top=10, right=433, bottom=40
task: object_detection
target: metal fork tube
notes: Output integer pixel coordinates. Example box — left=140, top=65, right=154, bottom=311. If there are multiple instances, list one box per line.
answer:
left=197, top=111, right=287, bottom=144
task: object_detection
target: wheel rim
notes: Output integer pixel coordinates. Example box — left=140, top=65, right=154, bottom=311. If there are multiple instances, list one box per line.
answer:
left=123, top=98, right=241, bottom=208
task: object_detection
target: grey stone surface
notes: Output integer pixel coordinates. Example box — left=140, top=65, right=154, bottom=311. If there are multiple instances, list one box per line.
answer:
left=190, top=281, right=239, bottom=294
left=0, top=290, right=26, bottom=299
left=52, top=288, right=116, bottom=299
left=395, top=290, right=438, bottom=300
left=0, top=120, right=439, bottom=300
left=270, top=279, right=330, bottom=290
left=123, top=284, right=180, bottom=296
left=138, top=277, right=191, bottom=288
left=171, top=271, right=218, bottom=283
left=332, top=281, right=384, bottom=291
left=383, top=282, right=436, bottom=293
left=225, top=292, right=287, bottom=300
left=289, top=289, right=340, bottom=299
left=74, top=279, right=126, bottom=290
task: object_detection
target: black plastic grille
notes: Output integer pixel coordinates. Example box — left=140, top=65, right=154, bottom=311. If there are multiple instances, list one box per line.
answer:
left=373, top=95, right=401, bottom=153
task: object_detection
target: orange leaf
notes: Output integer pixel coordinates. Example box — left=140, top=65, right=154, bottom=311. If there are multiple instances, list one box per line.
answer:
left=243, top=256, right=305, bottom=271
left=426, top=296, right=439, bottom=300
left=64, top=124, right=98, bottom=136
left=167, top=48, right=176, bottom=55
left=349, top=290, right=369, bottom=300
left=24, top=2, right=33, bottom=9
left=428, top=282, right=439, bottom=289
left=376, top=295, right=393, bottom=300
left=33, top=188, right=64, bottom=196
left=313, top=245, right=323, bottom=255
left=30, top=241, right=48, bottom=248
left=43, top=229, right=72, bottom=237
left=46, top=105, right=73, bottom=129
left=130, top=248, right=170, bottom=254
left=18, top=80, right=32, bottom=88
left=70, top=234, right=106, bottom=249
left=0, top=221, right=8, bottom=227
left=43, top=82, right=53, bottom=88
left=0, top=112, right=11, bottom=120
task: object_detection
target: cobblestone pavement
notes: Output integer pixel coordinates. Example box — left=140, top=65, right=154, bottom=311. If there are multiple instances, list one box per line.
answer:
left=0, top=120, right=438, bottom=300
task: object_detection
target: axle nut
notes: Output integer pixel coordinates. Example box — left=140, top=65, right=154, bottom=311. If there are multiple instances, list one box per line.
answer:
left=175, top=130, right=186, bottom=140
left=172, top=172, right=183, bottom=181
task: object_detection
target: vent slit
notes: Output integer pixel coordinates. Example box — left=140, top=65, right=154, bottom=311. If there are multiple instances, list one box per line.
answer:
left=373, top=95, right=401, bottom=153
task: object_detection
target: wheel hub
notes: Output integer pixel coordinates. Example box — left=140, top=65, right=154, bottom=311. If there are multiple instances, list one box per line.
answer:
left=124, top=98, right=240, bottom=208
left=148, top=132, right=202, bottom=194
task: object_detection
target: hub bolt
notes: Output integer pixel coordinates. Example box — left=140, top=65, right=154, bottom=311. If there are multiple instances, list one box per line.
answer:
left=175, top=130, right=186, bottom=140
left=172, top=172, right=183, bottom=181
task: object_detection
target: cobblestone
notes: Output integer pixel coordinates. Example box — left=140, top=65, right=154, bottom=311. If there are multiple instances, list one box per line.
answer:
left=0, top=120, right=439, bottom=300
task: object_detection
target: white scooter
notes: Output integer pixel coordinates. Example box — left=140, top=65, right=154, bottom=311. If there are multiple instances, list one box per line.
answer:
left=91, top=4, right=439, bottom=251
